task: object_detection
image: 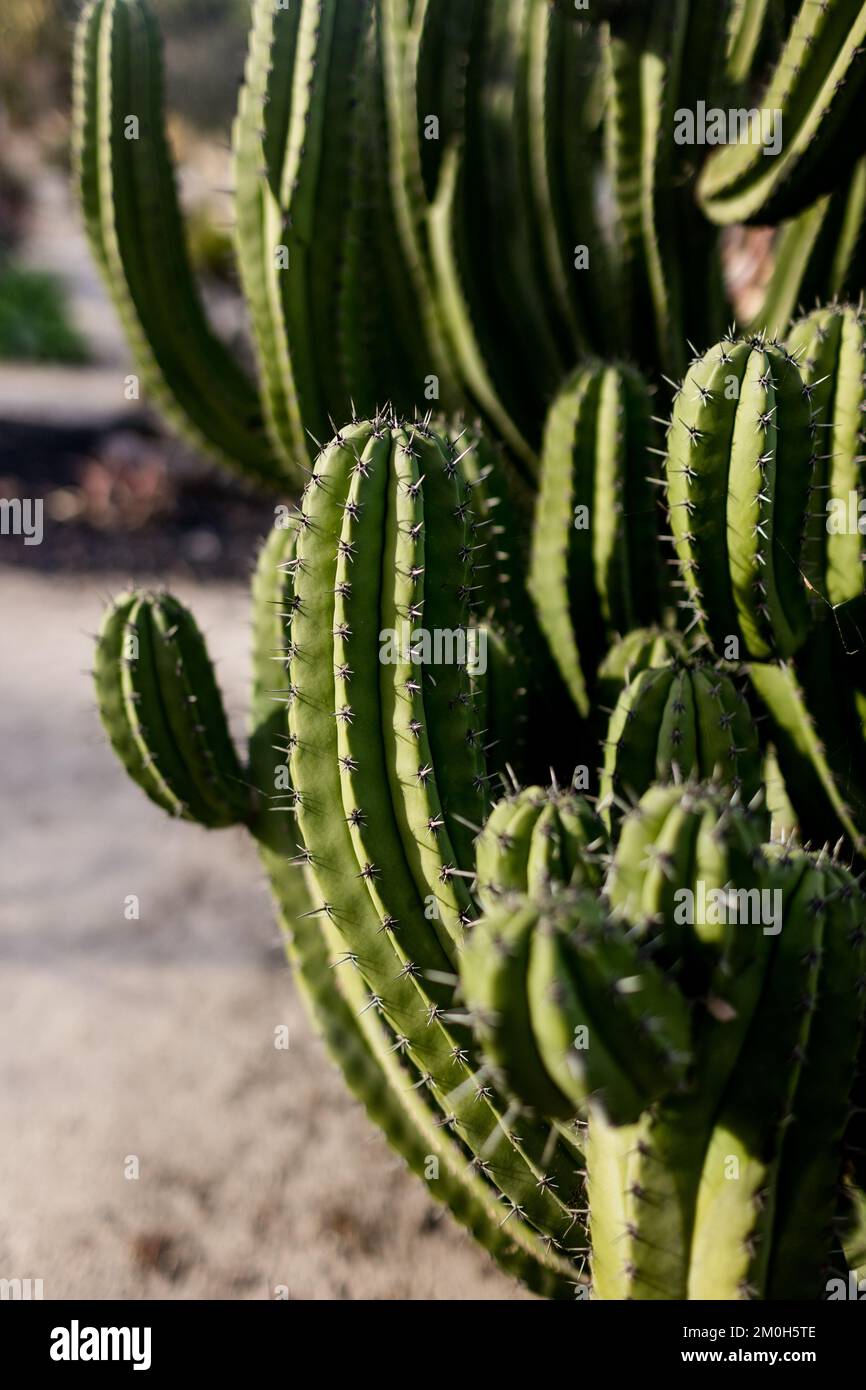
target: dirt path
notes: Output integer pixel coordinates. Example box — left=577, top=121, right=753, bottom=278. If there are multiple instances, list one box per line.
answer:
left=0, top=572, right=526, bottom=1299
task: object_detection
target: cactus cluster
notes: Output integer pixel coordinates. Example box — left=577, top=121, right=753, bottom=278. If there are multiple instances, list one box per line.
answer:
left=82, top=0, right=866, bottom=1298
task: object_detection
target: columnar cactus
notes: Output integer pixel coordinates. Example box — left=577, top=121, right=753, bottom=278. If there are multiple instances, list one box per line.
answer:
left=529, top=361, right=662, bottom=716
left=664, top=333, right=814, bottom=661
left=600, top=658, right=763, bottom=824
left=474, top=781, right=606, bottom=910
left=460, top=891, right=692, bottom=1125
left=80, top=0, right=866, bottom=1300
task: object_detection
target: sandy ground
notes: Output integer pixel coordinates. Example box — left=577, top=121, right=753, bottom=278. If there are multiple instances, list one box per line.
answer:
left=0, top=571, right=525, bottom=1300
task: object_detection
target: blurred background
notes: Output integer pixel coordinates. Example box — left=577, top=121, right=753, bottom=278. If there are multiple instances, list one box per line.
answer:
left=0, top=0, right=520, bottom=1299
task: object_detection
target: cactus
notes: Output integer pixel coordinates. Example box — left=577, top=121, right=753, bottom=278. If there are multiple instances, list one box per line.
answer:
left=786, top=302, right=866, bottom=609
left=80, top=0, right=866, bottom=1300
left=529, top=361, right=662, bottom=717
left=474, top=780, right=607, bottom=911
left=600, top=659, right=763, bottom=826
left=590, top=843, right=866, bottom=1300
left=460, top=890, right=692, bottom=1125
left=699, top=0, right=866, bottom=226
left=606, top=781, right=768, bottom=967
left=664, top=333, right=815, bottom=662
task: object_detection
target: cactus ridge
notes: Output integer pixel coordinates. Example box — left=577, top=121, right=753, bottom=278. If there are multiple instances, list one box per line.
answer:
left=600, top=659, right=763, bottom=828
left=460, top=890, right=693, bottom=1126
left=475, top=782, right=608, bottom=913
left=664, top=333, right=815, bottom=661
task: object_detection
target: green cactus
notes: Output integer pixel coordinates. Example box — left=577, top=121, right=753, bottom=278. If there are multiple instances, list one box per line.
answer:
left=753, top=160, right=866, bottom=337
left=786, top=302, right=866, bottom=608
left=529, top=361, right=662, bottom=718
left=595, top=625, right=690, bottom=712
left=590, top=844, right=866, bottom=1299
left=460, top=890, right=692, bottom=1125
left=474, top=781, right=607, bottom=912
left=699, top=0, right=866, bottom=226
left=80, top=0, right=866, bottom=1301
left=664, top=333, right=815, bottom=662
left=606, top=781, right=768, bottom=967
left=600, top=659, right=764, bottom=826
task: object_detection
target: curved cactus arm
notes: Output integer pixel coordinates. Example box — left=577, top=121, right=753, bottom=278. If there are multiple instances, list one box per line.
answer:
left=72, top=0, right=280, bottom=488
left=699, top=0, right=866, bottom=226
left=94, top=590, right=250, bottom=828
left=262, top=852, right=577, bottom=1299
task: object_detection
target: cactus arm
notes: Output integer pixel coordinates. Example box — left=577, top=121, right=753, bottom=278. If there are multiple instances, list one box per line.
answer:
left=427, top=144, right=536, bottom=474
left=233, top=0, right=303, bottom=466
left=529, top=371, right=595, bottom=718
left=94, top=592, right=249, bottom=828
left=472, top=0, right=568, bottom=401
left=666, top=338, right=813, bottom=661
left=288, top=423, right=588, bottom=1251
left=787, top=304, right=866, bottom=607
left=589, top=925, right=776, bottom=1299
left=73, top=0, right=279, bottom=487
left=94, top=593, right=182, bottom=820
left=413, top=435, right=490, bottom=871
left=699, top=0, right=866, bottom=225
left=262, top=852, right=577, bottom=1298
left=525, top=0, right=587, bottom=355
left=602, top=5, right=687, bottom=376
left=376, top=0, right=464, bottom=407
left=378, top=429, right=477, bottom=947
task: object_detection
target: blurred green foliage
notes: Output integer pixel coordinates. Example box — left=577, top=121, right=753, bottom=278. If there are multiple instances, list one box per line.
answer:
left=0, top=265, right=87, bottom=362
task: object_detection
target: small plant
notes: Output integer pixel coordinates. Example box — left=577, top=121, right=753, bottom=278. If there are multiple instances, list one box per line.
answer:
left=81, top=0, right=866, bottom=1298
